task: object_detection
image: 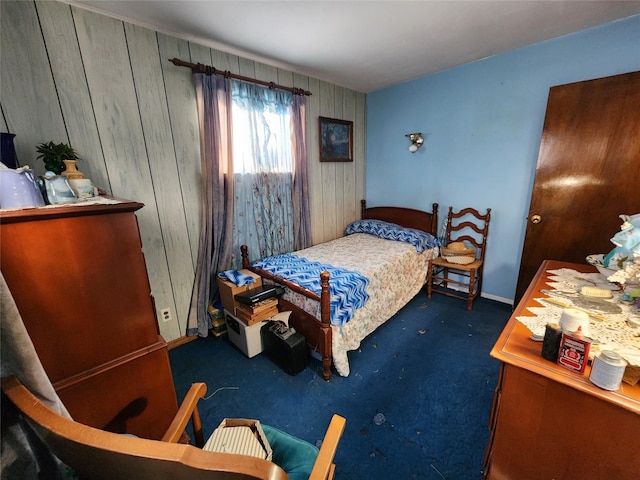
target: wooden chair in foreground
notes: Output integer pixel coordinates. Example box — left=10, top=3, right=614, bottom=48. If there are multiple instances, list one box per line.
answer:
left=1, top=376, right=346, bottom=480
left=426, top=206, right=491, bottom=311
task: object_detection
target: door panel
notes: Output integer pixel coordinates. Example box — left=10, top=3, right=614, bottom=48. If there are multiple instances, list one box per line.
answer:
left=515, top=72, right=640, bottom=303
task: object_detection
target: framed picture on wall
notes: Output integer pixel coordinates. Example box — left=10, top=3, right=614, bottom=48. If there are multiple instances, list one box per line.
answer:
left=319, top=117, right=353, bottom=162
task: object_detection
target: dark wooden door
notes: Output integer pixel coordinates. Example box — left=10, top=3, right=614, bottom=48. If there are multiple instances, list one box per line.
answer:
left=515, top=72, right=640, bottom=304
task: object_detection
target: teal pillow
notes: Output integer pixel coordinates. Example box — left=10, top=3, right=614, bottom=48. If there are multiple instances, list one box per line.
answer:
left=262, top=424, right=319, bottom=480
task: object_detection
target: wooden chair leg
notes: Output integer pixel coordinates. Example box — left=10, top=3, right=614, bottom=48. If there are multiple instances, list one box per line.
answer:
left=477, top=272, right=484, bottom=300
left=467, top=268, right=476, bottom=311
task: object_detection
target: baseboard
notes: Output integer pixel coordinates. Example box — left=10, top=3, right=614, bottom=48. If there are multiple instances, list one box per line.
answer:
left=431, top=283, right=514, bottom=307
left=481, top=292, right=513, bottom=306
left=167, top=335, right=198, bottom=350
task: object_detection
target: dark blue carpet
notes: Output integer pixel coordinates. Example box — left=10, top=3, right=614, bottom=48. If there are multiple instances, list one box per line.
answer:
left=169, top=292, right=512, bottom=480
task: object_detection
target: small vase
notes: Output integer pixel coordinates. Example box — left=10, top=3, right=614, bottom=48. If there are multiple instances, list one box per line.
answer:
left=61, top=159, right=84, bottom=179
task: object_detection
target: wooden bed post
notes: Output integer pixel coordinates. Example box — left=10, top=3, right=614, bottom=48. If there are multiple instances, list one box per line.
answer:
left=319, top=271, right=332, bottom=381
left=430, top=203, right=439, bottom=235
left=241, top=245, right=249, bottom=269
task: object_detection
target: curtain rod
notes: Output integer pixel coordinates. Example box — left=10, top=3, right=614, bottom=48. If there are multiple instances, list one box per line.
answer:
left=169, top=58, right=312, bottom=96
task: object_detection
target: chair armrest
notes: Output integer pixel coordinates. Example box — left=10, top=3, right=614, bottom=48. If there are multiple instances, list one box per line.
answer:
left=161, top=382, right=207, bottom=447
left=308, top=414, right=346, bottom=480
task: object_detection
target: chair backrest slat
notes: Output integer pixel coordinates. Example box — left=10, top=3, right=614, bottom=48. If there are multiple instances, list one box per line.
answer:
left=445, top=206, right=491, bottom=260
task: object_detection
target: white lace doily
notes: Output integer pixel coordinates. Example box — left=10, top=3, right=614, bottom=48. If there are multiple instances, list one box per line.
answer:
left=517, top=268, right=640, bottom=366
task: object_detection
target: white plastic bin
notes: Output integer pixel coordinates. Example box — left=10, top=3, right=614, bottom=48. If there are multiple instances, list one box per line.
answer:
left=224, top=310, right=265, bottom=358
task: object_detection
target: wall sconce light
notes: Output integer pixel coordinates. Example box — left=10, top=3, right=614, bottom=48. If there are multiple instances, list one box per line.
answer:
left=405, top=133, right=424, bottom=153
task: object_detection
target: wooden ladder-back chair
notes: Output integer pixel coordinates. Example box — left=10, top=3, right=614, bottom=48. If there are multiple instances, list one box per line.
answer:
left=426, top=206, right=491, bottom=311
left=1, top=376, right=346, bottom=480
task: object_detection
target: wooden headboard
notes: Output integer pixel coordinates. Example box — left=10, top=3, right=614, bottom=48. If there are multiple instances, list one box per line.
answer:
left=361, top=200, right=439, bottom=235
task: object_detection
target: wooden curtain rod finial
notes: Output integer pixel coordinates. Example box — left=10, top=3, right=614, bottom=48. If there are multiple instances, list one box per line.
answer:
left=168, top=57, right=312, bottom=96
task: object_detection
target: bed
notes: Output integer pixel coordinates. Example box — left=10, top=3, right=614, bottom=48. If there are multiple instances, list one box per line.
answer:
left=240, top=200, right=439, bottom=380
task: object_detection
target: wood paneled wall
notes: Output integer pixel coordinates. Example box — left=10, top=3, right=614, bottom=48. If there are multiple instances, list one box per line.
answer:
left=0, top=1, right=366, bottom=342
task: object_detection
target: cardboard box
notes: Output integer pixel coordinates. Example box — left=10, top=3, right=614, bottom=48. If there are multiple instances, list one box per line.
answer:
left=225, top=310, right=265, bottom=358
left=217, top=270, right=262, bottom=315
left=203, top=418, right=272, bottom=461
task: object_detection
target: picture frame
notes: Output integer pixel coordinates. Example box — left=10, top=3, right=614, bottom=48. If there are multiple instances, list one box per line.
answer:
left=319, top=117, right=353, bottom=162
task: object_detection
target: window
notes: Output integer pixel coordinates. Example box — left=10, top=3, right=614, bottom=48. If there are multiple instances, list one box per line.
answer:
left=232, top=106, right=293, bottom=174
left=230, top=81, right=296, bottom=266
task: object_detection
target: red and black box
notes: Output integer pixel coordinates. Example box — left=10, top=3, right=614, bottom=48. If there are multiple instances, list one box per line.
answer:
left=557, top=331, right=591, bottom=374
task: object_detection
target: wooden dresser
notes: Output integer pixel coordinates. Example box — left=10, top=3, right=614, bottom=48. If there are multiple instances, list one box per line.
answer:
left=484, top=260, right=640, bottom=479
left=0, top=200, right=179, bottom=440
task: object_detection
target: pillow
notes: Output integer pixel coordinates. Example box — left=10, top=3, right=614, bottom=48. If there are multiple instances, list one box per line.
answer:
left=345, top=219, right=439, bottom=253
left=262, top=424, right=319, bottom=480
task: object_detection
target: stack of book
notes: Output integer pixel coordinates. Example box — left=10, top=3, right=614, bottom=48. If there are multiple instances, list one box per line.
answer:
left=208, top=303, right=227, bottom=337
left=235, top=297, right=279, bottom=325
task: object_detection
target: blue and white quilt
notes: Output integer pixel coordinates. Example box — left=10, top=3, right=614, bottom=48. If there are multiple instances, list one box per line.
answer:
left=252, top=254, right=369, bottom=328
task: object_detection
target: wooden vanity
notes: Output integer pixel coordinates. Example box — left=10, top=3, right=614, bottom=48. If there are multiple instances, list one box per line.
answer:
left=483, top=260, right=640, bottom=480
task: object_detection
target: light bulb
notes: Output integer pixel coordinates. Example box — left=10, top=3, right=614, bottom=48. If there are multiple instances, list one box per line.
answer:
left=409, top=144, right=418, bottom=153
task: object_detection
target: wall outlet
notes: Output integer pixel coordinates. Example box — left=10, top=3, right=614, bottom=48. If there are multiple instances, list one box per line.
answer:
left=160, top=308, right=172, bottom=323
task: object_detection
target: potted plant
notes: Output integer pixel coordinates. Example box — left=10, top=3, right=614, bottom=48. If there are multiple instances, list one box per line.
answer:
left=35, top=141, right=79, bottom=174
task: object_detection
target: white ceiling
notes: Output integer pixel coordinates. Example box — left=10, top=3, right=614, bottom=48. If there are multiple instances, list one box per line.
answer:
left=65, top=1, right=640, bottom=92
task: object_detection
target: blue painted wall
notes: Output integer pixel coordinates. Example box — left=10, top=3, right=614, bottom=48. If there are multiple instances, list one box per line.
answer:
left=366, top=15, right=640, bottom=303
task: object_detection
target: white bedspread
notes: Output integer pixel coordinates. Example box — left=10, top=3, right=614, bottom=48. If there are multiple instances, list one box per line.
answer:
left=283, top=233, right=439, bottom=376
